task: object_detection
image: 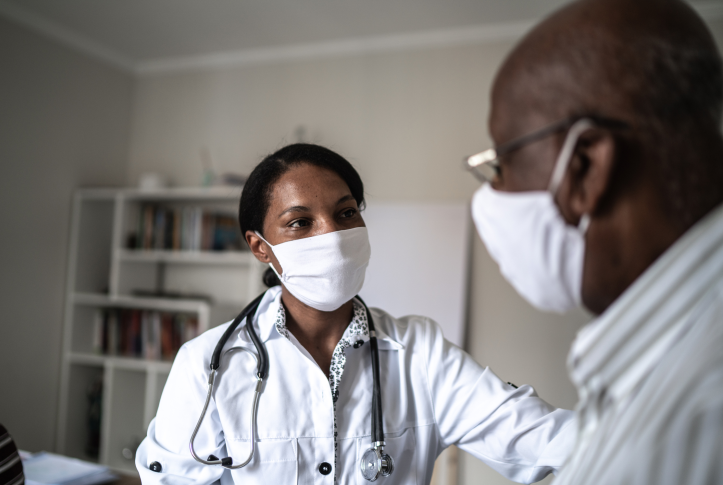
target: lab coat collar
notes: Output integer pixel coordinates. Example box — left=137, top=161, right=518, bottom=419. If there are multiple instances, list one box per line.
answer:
left=371, top=327, right=404, bottom=350
left=236, top=286, right=403, bottom=350
left=362, top=304, right=404, bottom=351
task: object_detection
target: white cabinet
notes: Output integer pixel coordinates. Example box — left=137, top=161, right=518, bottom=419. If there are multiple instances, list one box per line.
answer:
left=55, top=187, right=265, bottom=474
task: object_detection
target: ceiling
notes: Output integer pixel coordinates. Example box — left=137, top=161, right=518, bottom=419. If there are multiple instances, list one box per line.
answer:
left=0, top=0, right=573, bottom=62
left=1, top=0, right=721, bottom=71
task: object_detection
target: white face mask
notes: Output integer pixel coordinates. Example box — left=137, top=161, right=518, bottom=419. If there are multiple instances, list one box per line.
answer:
left=471, top=119, right=592, bottom=313
left=256, top=227, right=371, bottom=312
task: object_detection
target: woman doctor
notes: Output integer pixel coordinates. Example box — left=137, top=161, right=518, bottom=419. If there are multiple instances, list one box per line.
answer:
left=136, top=143, right=575, bottom=484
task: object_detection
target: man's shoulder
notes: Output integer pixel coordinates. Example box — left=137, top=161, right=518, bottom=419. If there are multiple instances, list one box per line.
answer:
left=641, top=296, right=723, bottom=434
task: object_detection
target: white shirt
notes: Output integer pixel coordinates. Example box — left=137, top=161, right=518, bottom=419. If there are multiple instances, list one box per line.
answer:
left=555, top=203, right=723, bottom=485
left=136, top=286, right=575, bottom=484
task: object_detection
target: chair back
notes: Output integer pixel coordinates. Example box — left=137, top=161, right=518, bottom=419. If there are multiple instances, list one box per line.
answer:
left=0, top=425, right=23, bottom=485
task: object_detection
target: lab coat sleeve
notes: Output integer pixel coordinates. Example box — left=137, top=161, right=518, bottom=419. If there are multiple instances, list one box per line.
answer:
left=422, top=318, right=575, bottom=484
left=135, top=344, right=227, bottom=483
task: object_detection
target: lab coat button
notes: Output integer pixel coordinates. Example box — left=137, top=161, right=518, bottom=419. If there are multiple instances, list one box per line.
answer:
left=149, top=461, right=162, bottom=472
left=353, top=340, right=364, bottom=348
left=319, top=462, right=332, bottom=475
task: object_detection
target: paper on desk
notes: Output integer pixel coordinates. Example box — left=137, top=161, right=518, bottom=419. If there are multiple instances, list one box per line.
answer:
left=22, top=452, right=117, bottom=485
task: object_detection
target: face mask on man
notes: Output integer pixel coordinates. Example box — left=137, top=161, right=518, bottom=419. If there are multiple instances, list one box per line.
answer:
left=255, top=227, right=371, bottom=312
left=471, top=119, right=592, bottom=313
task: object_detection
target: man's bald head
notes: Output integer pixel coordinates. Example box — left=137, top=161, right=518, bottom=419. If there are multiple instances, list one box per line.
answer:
left=488, top=0, right=723, bottom=313
left=492, top=0, right=723, bottom=229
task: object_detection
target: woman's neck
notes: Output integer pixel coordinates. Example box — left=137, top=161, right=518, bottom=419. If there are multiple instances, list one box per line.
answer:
left=280, top=287, right=353, bottom=377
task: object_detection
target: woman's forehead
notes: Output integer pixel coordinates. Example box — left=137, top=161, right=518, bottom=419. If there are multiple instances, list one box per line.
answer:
left=270, top=163, right=353, bottom=208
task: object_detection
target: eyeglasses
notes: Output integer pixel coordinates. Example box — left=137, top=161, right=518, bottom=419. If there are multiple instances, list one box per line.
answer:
left=464, top=115, right=629, bottom=184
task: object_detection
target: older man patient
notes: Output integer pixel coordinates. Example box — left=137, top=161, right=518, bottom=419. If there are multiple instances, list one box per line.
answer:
left=468, top=0, right=723, bottom=483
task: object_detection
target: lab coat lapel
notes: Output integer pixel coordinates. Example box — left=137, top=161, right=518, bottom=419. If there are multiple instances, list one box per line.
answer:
left=235, top=286, right=284, bottom=350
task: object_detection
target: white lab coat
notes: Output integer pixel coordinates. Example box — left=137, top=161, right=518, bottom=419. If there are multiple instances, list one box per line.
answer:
left=136, top=286, right=574, bottom=484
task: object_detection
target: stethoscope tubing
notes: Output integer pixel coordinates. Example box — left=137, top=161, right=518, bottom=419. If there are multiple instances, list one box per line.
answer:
left=189, top=344, right=263, bottom=468
left=189, top=290, right=389, bottom=476
left=210, top=292, right=268, bottom=376
left=356, top=295, right=385, bottom=446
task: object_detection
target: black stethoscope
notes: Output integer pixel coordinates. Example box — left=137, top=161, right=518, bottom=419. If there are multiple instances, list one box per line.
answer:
left=189, top=290, right=394, bottom=481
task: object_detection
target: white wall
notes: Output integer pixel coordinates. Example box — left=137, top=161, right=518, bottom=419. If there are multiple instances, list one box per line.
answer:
left=126, top=40, right=589, bottom=484
left=127, top=43, right=500, bottom=199
left=0, top=17, right=133, bottom=451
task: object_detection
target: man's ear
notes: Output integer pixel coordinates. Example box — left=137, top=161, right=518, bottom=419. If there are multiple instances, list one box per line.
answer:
left=558, top=128, right=617, bottom=224
left=245, top=230, right=272, bottom=264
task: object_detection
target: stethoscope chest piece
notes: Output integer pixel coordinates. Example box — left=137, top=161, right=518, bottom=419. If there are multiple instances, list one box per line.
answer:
left=360, top=445, right=394, bottom=482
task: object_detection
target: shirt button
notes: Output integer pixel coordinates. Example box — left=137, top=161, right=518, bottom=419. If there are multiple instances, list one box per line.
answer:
left=353, top=340, right=364, bottom=348
left=149, top=461, right=162, bottom=472
left=319, top=462, right=332, bottom=475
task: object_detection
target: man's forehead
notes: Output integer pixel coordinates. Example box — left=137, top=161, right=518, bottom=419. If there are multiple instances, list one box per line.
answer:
left=489, top=62, right=562, bottom=145
left=488, top=7, right=618, bottom=145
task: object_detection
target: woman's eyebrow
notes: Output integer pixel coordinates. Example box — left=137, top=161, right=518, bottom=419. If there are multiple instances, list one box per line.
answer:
left=278, top=195, right=353, bottom=217
left=278, top=205, right=310, bottom=217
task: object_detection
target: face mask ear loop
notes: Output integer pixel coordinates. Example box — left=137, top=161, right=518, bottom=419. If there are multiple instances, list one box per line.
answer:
left=578, top=214, right=591, bottom=235
left=254, top=231, right=285, bottom=282
left=547, top=118, right=595, bottom=195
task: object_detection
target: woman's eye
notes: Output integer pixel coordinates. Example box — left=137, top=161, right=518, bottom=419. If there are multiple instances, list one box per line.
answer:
left=341, top=208, right=357, bottom=218
left=289, top=219, right=310, bottom=228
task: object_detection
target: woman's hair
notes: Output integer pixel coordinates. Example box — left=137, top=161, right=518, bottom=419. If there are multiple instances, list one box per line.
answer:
left=238, top=143, right=365, bottom=287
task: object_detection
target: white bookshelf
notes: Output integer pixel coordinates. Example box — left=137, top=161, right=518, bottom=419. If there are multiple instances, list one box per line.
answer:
left=55, top=187, right=266, bottom=475
left=115, top=248, right=255, bottom=265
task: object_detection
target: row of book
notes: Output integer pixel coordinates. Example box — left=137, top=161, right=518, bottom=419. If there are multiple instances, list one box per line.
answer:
left=92, top=309, right=199, bottom=361
left=133, top=205, right=243, bottom=251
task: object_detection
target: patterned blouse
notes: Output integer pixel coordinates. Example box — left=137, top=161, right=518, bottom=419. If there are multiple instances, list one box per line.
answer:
left=273, top=299, right=369, bottom=483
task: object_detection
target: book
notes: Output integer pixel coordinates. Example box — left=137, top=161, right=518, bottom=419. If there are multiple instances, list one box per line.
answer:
left=91, top=311, right=103, bottom=355
left=142, top=205, right=154, bottom=249
left=132, top=204, right=243, bottom=251
left=106, top=312, right=118, bottom=356
left=153, top=207, right=165, bottom=250
left=96, top=308, right=198, bottom=360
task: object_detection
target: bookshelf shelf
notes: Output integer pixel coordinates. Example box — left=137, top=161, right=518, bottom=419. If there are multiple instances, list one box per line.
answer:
left=116, top=249, right=253, bottom=265
left=121, top=186, right=240, bottom=201
left=56, top=187, right=266, bottom=476
left=73, top=292, right=211, bottom=314
left=68, top=353, right=174, bottom=373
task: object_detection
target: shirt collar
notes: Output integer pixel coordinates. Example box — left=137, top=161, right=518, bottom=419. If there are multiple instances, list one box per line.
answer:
left=273, top=298, right=369, bottom=344
left=568, top=202, right=723, bottom=404
left=351, top=298, right=404, bottom=350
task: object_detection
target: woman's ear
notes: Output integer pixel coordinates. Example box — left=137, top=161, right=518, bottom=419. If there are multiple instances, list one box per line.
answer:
left=558, top=128, right=617, bottom=224
left=245, top=230, right=272, bottom=264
